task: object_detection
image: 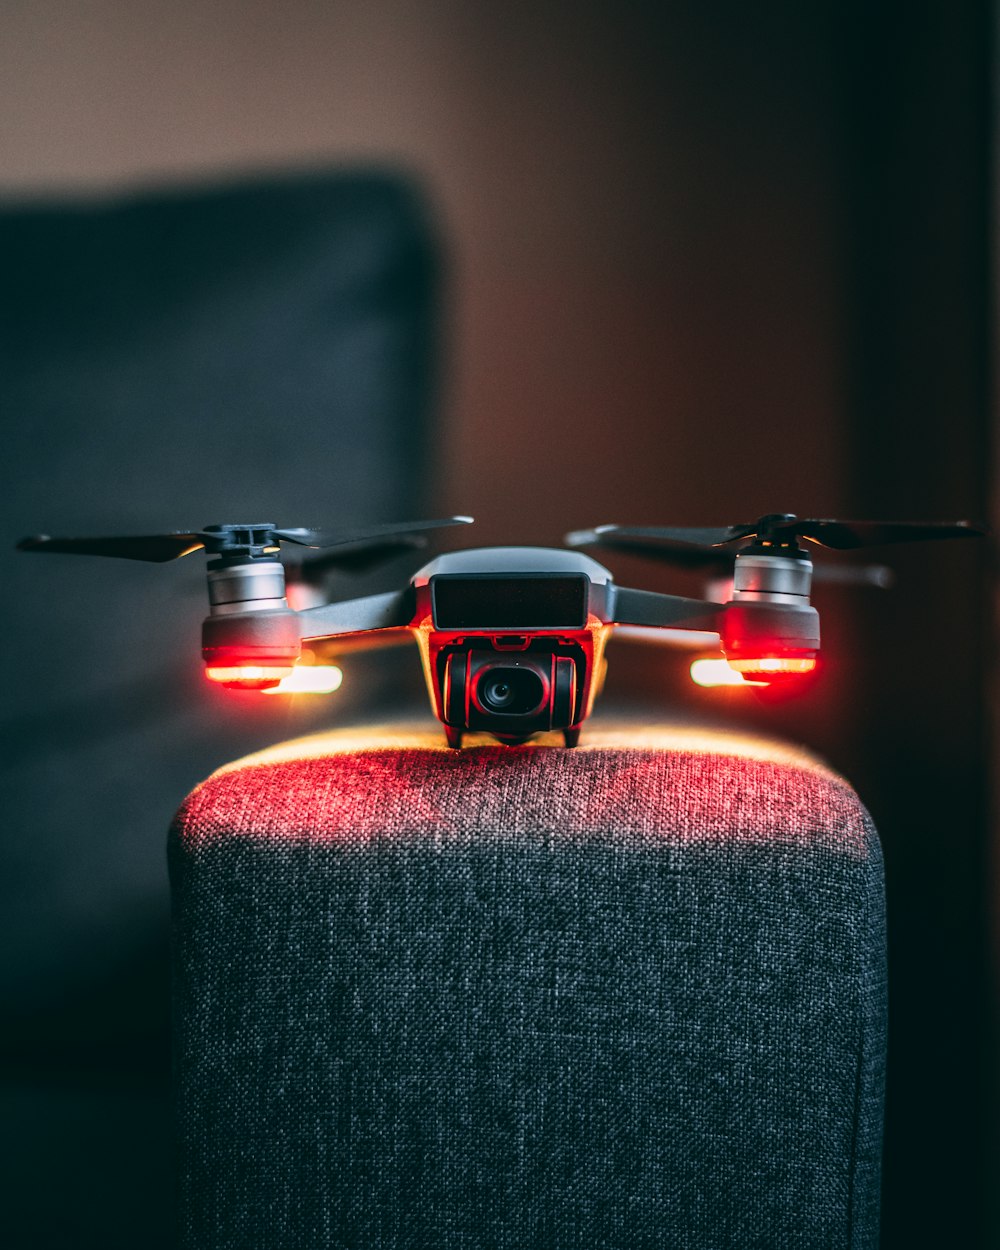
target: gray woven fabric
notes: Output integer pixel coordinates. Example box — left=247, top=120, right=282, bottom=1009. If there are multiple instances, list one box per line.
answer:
left=170, top=723, right=886, bottom=1250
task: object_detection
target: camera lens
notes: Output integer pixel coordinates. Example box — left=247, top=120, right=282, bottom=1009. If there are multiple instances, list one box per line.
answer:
left=486, top=678, right=513, bottom=707
left=478, top=666, right=545, bottom=715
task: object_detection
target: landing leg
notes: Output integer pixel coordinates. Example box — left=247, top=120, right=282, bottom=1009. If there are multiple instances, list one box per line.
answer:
left=563, top=726, right=581, bottom=748
left=444, top=726, right=463, bottom=750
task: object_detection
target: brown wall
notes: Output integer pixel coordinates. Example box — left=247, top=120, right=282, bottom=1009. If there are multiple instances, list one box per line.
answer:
left=0, top=1, right=847, bottom=544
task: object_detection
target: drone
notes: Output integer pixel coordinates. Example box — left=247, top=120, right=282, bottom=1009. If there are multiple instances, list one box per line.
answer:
left=18, top=513, right=984, bottom=748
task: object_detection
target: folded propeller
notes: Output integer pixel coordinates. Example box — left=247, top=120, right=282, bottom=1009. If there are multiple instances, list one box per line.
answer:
left=563, top=532, right=893, bottom=588
left=17, top=517, right=474, bottom=567
left=566, top=513, right=985, bottom=559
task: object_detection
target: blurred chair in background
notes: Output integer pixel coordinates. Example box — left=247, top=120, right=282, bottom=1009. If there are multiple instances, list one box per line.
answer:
left=0, top=169, right=440, bottom=1249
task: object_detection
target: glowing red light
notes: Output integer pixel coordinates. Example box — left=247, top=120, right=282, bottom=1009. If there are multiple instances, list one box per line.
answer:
left=204, top=665, right=294, bottom=690
left=726, top=655, right=818, bottom=686
left=728, top=657, right=817, bottom=676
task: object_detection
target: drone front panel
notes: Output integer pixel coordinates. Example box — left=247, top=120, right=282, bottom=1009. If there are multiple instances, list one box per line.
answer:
left=431, top=574, right=589, bottom=630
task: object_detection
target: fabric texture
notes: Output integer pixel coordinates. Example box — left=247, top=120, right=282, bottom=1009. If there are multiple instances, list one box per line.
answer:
left=170, top=721, right=886, bottom=1250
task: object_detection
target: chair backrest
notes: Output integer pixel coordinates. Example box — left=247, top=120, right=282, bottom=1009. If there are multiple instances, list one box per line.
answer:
left=0, top=170, right=439, bottom=1246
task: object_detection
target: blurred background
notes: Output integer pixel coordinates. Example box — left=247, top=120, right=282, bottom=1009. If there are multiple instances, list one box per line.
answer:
left=0, top=2, right=993, bottom=1246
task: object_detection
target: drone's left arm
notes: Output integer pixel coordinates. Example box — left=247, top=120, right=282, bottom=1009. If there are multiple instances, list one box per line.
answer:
left=296, top=587, right=416, bottom=644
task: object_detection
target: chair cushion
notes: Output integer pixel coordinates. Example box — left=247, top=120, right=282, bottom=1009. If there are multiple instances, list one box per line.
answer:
left=170, top=721, right=885, bottom=1250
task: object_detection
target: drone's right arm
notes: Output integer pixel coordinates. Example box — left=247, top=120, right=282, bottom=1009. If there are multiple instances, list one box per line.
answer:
left=609, top=585, right=726, bottom=632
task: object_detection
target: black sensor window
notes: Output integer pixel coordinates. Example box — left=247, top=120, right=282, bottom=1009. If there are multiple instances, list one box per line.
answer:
left=432, top=576, right=588, bottom=628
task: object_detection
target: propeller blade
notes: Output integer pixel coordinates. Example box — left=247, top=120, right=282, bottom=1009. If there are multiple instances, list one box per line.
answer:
left=568, top=522, right=756, bottom=550
left=290, top=536, right=434, bottom=581
left=16, top=533, right=205, bottom=562
left=812, top=562, right=894, bottom=589
left=565, top=529, right=734, bottom=570
left=18, top=517, right=473, bottom=563
left=569, top=528, right=894, bottom=586
left=572, top=517, right=986, bottom=555
left=793, top=519, right=987, bottom=549
left=273, top=516, right=474, bottom=549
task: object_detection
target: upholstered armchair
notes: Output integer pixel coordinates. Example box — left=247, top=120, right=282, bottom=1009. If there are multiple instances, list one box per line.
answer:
left=170, top=719, right=885, bottom=1249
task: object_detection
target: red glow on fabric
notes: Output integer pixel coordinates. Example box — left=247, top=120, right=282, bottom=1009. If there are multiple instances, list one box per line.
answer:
left=173, top=738, right=870, bottom=856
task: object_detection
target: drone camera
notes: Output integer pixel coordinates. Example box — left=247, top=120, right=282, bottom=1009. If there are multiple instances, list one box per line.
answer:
left=474, top=664, right=548, bottom=716
left=408, top=557, right=613, bottom=746
left=440, top=643, right=579, bottom=742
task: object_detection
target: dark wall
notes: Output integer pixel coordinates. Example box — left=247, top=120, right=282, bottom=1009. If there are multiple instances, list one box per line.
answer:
left=841, top=5, right=994, bottom=1246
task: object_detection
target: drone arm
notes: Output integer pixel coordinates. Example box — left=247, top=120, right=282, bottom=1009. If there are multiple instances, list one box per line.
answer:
left=296, top=587, right=416, bottom=643
left=609, top=585, right=726, bottom=632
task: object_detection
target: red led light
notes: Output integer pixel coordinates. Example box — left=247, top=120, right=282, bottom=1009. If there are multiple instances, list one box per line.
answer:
left=204, top=665, right=294, bottom=690
left=728, top=656, right=817, bottom=677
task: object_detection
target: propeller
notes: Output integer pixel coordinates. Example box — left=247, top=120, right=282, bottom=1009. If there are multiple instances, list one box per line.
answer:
left=567, top=514, right=986, bottom=555
left=286, top=532, right=453, bottom=583
left=565, top=529, right=894, bottom=588
left=565, top=531, right=736, bottom=571
left=17, top=517, right=474, bottom=566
